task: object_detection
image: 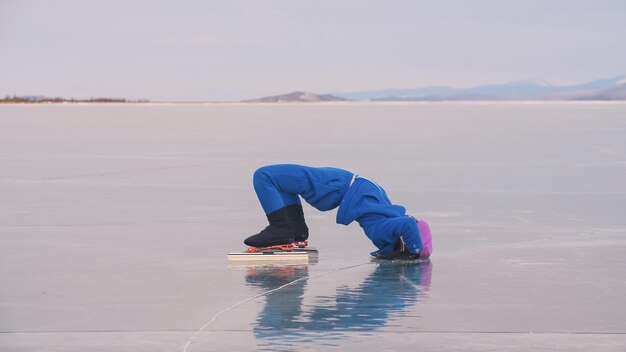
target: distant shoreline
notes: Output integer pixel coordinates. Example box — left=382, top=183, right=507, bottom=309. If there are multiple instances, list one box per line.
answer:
left=2, top=100, right=626, bottom=106
left=5, top=75, right=624, bottom=104
left=0, top=101, right=140, bottom=104
left=0, top=97, right=148, bottom=104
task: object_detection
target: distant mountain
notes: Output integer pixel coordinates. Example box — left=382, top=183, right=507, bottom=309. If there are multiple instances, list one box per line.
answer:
left=577, top=82, right=626, bottom=100
left=244, top=91, right=348, bottom=103
left=335, top=75, right=626, bottom=101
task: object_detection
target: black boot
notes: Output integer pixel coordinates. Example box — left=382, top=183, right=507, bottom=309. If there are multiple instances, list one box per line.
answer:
left=244, top=207, right=294, bottom=247
left=284, top=204, right=309, bottom=242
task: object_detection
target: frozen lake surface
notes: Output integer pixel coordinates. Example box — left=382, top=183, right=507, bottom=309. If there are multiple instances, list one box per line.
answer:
left=1, top=103, right=625, bottom=351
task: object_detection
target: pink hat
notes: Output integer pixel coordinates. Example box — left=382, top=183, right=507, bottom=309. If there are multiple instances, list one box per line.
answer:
left=417, top=220, right=433, bottom=258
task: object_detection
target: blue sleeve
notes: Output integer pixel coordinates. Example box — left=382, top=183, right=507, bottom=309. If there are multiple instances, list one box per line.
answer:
left=399, top=216, right=423, bottom=254
left=369, top=216, right=423, bottom=255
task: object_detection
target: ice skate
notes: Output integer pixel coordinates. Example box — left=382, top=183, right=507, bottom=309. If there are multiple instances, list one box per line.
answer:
left=285, top=204, right=309, bottom=247
left=244, top=207, right=294, bottom=248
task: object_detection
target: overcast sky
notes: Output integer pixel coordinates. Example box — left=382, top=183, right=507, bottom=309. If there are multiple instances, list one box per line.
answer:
left=1, top=0, right=625, bottom=101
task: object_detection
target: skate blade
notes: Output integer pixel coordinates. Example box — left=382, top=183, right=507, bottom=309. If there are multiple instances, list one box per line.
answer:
left=291, top=247, right=318, bottom=257
left=227, top=250, right=309, bottom=262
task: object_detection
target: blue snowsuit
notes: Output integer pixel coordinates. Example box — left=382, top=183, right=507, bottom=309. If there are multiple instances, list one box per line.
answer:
left=253, top=164, right=423, bottom=255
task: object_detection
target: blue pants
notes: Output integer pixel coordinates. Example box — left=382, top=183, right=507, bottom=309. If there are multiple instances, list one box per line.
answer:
left=253, top=164, right=353, bottom=214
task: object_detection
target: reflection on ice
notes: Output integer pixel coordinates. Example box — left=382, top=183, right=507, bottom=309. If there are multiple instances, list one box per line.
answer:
left=243, top=261, right=432, bottom=349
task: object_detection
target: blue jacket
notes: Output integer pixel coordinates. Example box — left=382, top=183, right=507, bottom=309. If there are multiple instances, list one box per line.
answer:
left=337, top=177, right=423, bottom=255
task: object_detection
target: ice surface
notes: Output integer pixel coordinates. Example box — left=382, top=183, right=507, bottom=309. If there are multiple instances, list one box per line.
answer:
left=1, top=102, right=625, bottom=351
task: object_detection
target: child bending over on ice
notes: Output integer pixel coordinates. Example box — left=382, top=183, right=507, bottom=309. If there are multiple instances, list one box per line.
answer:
left=245, top=164, right=432, bottom=260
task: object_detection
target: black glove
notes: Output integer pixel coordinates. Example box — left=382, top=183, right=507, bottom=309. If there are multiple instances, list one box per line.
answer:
left=374, top=251, right=420, bottom=260
left=373, top=238, right=421, bottom=260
